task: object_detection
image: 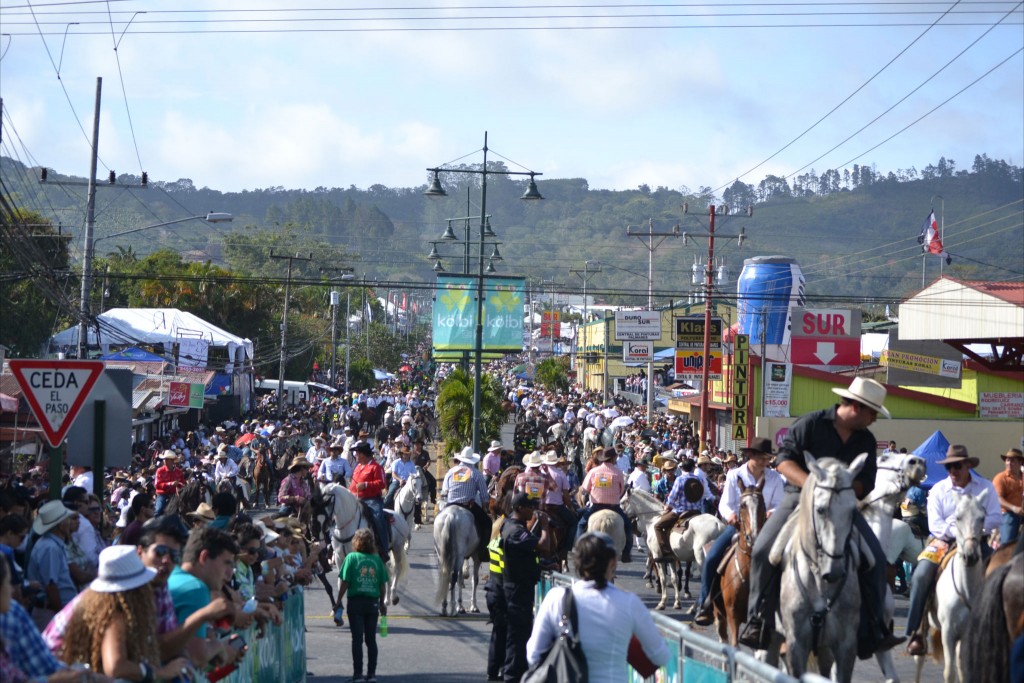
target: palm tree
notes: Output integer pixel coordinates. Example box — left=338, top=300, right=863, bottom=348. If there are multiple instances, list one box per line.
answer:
left=435, top=367, right=505, bottom=464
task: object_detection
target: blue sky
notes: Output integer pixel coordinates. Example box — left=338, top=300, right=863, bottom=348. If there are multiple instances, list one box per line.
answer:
left=1, top=1, right=1021, bottom=194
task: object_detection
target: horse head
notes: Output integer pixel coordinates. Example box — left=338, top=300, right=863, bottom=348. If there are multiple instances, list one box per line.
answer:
left=876, top=450, right=928, bottom=493
left=738, top=480, right=767, bottom=551
left=801, top=452, right=866, bottom=584
left=953, top=490, right=987, bottom=567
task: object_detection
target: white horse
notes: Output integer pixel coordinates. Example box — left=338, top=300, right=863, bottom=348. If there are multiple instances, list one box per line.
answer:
left=620, top=486, right=726, bottom=611
left=913, top=491, right=988, bottom=683
left=860, top=450, right=928, bottom=683
left=770, top=453, right=873, bottom=683
left=320, top=482, right=411, bottom=607
left=433, top=503, right=482, bottom=617
left=887, top=518, right=924, bottom=566
left=393, top=467, right=426, bottom=546
left=585, top=509, right=627, bottom=558
left=582, top=426, right=613, bottom=459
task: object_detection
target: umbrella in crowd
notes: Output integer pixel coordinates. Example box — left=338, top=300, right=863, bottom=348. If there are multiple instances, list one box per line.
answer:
left=235, top=433, right=256, bottom=447
left=611, top=415, right=635, bottom=429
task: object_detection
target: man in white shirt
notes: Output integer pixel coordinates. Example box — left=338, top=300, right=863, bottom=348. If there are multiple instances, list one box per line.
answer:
left=69, top=465, right=94, bottom=495
left=214, top=449, right=239, bottom=484
left=905, top=444, right=1001, bottom=655
left=693, top=437, right=785, bottom=625
left=626, top=458, right=653, bottom=494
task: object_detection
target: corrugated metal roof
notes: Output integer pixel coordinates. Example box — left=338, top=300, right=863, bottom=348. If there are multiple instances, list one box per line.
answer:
left=959, top=279, right=1024, bottom=306
left=899, top=277, right=1024, bottom=341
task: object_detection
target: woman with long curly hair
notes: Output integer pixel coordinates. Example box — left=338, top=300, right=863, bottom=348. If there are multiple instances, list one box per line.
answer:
left=61, top=546, right=191, bottom=681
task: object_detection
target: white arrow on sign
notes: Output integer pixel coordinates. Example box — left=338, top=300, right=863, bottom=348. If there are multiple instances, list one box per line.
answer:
left=813, top=341, right=837, bottom=365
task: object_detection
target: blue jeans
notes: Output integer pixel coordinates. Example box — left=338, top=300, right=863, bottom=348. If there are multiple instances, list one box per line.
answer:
left=346, top=596, right=380, bottom=678
left=1001, top=511, right=1022, bottom=545
left=362, top=497, right=390, bottom=558
left=154, top=494, right=170, bottom=516
left=698, top=525, right=736, bottom=607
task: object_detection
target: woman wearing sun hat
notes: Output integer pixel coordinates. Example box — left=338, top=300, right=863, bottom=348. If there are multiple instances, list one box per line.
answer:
left=61, top=545, right=193, bottom=680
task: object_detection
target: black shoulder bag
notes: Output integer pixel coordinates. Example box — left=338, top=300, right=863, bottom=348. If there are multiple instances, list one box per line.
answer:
left=523, top=587, right=588, bottom=683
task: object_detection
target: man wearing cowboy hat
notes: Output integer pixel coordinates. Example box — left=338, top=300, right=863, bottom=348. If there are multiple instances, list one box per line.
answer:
left=693, top=437, right=786, bottom=626
left=384, top=445, right=416, bottom=510
left=350, top=442, right=390, bottom=560
left=213, top=445, right=240, bottom=486
left=317, top=442, right=353, bottom=486
left=154, top=450, right=186, bottom=516
left=993, top=447, right=1024, bottom=545
left=441, top=447, right=491, bottom=562
left=904, top=444, right=1002, bottom=655
left=540, top=450, right=577, bottom=554
left=482, top=440, right=503, bottom=484
left=26, top=500, right=78, bottom=617
left=652, top=458, right=706, bottom=560
left=575, top=447, right=633, bottom=563
left=742, top=376, right=903, bottom=657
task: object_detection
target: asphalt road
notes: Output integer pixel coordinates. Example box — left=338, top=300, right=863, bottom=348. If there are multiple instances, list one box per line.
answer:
left=299, top=521, right=941, bottom=683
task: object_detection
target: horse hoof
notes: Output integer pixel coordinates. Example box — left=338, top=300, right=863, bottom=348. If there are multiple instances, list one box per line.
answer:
left=470, top=606, right=480, bottom=614
left=656, top=604, right=666, bottom=611
left=458, top=607, right=467, bottom=614
left=683, top=592, right=692, bottom=600
left=391, top=596, right=400, bottom=605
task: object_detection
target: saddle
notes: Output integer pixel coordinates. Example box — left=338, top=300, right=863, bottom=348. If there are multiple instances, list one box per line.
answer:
left=672, top=510, right=702, bottom=535
left=717, top=538, right=740, bottom=576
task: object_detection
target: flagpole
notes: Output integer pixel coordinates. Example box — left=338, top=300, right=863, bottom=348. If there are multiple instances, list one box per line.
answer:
left=935, top=195, right=945, bottom=279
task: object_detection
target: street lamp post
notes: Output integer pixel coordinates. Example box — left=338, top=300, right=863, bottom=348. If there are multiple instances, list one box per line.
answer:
left=425, top=132, right=543, bottom=454
left=78, top=212, right=233, bottom=358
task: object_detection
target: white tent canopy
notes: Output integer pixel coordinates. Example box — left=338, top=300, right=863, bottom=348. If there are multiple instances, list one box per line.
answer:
left=50, top=308, right=254, bottom=364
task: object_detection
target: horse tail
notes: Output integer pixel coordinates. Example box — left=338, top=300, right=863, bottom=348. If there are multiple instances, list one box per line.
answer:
left=434, top=513, right=454, bottom=605
left=962, top=560, right=1013, bottom=682
left=929, top=626, right=943, bottom=663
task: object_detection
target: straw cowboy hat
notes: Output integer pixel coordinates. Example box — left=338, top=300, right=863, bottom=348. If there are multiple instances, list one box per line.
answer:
left=159, top=450, right=179, bottom=460
left=90, top=545, right=158, bottom=593
left=936, top=444, right=980, bottom=469
left=541, top=450, right=561, bottom=466
left=696, top=454, right=713, bottom=467
left=187, top=502, right=216, bottom=523
left=594, top=447, right=617, bottom=463
left=660, top=458, right=679, bottom=472
left=455, top=446, right=481, bottom=465
left=831, top=376, right=891, bottom=418
left=288, top=456, right=310, bottom=471
left=32, top=500, right=73, bottom=535
left=487, top=440, right=503, bottom=452
left=523, top=451, right=544, bottom=468
left=1001, top=448, right=1023, bottom=461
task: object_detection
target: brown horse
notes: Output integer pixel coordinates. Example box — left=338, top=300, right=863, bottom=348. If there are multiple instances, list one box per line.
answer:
left=488, top=465, right=521, bottom=517
left=251, top=446, right=274, bottom=508
left=963, top=550, right=1023, bottom=683
left=713, top=479, right=766, bottom=646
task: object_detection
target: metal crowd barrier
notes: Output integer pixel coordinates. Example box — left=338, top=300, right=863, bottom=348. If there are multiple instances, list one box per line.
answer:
left=194, top=586, right=307, bottom=683
left=538, top=572, right=830, bottom=683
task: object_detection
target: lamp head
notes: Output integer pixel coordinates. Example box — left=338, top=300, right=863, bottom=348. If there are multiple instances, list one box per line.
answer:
left=737, top=227, right=746, bottom=247
left=433, top=260, right=445, bottom=273
left=485, top=259, right=496, bottom=274
left=425, top=171, right=447, bottom=198
left=440, top=220, right=458, bottom=241
left=204, top=212, right=233, bottom=223
left=520, top=174, right=543, bottom=200
left=489, top=244, right=503, bottom=262
left=427, top=244, right=440, bottom=260
left=482, top=216, right=496, bottom=238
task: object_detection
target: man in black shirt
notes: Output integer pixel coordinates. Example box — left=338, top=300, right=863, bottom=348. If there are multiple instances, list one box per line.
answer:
left=740, top=377, right=905, bottom=657
left=500, top=492, right=550, bottom=682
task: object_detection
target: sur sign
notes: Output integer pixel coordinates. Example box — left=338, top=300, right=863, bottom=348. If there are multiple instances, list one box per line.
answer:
left=790, top=308, right=861, bottom=366
left=614, top=310, right=661, bottom=341
left=8, top=360, right=104, bottom=447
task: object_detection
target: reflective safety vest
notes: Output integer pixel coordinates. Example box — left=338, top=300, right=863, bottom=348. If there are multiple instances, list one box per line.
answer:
left=488, top=536, right=504, bottom=578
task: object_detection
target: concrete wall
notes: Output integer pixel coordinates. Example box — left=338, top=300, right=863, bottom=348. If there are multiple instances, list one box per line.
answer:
left=755, top=416, right=1024, bottom=481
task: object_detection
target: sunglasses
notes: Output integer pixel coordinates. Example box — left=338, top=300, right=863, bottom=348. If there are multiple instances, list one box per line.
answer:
left=241, top=545, right=262, bottom=555
left=86, top=507, right=102, bottom=513
left=944, top=462, right=967, bottom=471
left=151, top=544, right=182, bottom=563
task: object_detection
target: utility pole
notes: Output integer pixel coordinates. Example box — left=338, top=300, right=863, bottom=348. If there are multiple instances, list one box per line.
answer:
left=680, top=203, right=749, bottom=451
left=322, top=266, right=355, bottom=389
left=626, top=218, right=681, bottom=419
left=271, top=251, right=313, bottom=414
left=570, top=261, right=602, bottom=381
left=77, top=78, right=102, bottom=360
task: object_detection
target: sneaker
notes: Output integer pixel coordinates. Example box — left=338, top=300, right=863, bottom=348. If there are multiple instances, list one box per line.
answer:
left=739, top=617, right=770, bottom=650
left=693, top=604, right=714, bottom=627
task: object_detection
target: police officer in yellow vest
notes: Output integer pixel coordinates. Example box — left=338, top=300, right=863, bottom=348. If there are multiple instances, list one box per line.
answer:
left=485, top=510, right=507, bottom=681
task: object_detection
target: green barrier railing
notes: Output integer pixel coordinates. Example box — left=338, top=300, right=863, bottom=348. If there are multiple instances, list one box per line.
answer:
left=195, top=587, right=307, bottom=683
left=538, top=571, right=829, bottom=683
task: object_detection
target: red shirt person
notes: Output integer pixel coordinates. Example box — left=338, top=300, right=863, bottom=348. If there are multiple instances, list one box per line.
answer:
left=154, top=451, right=186, bottom=515
left=349, top=442, right=390, bottom=559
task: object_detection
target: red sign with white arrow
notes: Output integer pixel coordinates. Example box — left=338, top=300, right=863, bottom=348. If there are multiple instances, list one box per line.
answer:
left=8, top=360, right=104, bottom=447
left=790, top=308, right=862, bottom=366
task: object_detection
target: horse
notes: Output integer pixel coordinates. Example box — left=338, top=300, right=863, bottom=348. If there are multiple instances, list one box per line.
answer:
left=216, top=476, right=250, bottom=511
left=320, top=482, right=411, bottom=608
left=713, top=480, right=766, bottom=646
left=488, top=465, right=521, bottom=518
left=433, top=503, right=482, bottom=616
left=251, top=447, right=275, bottom=508
left=769, top=453, right=872, bottom=683
left=859, top=450, right=928, bottom=683
left=394, top=468, right=426, bottom=544
left=913, top=490, right=989, bottom=683
left=620, top=486, right=726, bottom=611
left=585, top=508, right=626, bottom=561
left=165, top=477, right=213, bottom=520
left=582, top=426, right=613, bottom=459
left=962, top=550, right=1023, bottom=683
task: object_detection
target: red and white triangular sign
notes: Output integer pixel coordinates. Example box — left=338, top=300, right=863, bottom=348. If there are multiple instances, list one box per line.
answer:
left=9, top=360, right=104, bottom=447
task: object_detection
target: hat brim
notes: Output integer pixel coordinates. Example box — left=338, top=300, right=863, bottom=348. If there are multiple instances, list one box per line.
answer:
left=32, top=508, right=73, bottom=535
left=90, top=566, right=158, bottom=593
left=935, top=455, right=980, bottom=468
left=831, top=387, right=891, bottom=418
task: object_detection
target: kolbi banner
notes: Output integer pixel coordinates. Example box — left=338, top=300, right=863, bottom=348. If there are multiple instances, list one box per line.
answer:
left=432, top=274, right=525, bottom=352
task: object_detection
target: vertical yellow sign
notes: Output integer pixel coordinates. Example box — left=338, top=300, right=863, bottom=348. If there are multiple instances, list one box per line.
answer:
left=732, top=334, right=749, bottom=442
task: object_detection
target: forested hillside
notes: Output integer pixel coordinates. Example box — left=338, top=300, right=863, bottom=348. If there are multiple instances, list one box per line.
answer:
left=3, top=153, right=1021, bottom=308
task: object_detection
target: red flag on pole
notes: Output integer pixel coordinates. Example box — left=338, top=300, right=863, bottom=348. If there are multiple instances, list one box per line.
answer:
left=917, top=210, right=951, bottom=265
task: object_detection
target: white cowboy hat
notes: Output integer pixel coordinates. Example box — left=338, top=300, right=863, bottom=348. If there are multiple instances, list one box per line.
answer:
left=831, top=377, right=891, bottom=418
left=187, top=502, right=216, bottom=522
left=523, top=451, right=544, bottom=468
left=159, top=450, right=179, bottom=460
left=455, top=446, right=481, bottom=465
left=487, top=440, right=503, bottom=452
left=90, top=545, right=158, bottom=593
left=254, top=520, right=280, bottom=543
left=541, top=450, right=560, bottom=466
left=32, top=500, right=73, bottom=535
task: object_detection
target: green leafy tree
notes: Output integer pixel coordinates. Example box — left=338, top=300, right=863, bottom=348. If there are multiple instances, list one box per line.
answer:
left=536, top=357, right=570, bottom=393
left=435, top=368, right=505, bottom=464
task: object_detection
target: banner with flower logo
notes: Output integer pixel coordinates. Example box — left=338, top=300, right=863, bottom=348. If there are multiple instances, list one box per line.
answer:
left=432, top=274, right=525, bottom=352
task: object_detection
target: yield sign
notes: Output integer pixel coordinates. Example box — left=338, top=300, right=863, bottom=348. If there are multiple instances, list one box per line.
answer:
left=9, top=360, right=104, bottom=447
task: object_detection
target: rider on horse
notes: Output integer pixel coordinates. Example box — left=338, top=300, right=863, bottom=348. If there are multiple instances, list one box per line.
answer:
left=316, top=443, right=353, bottom=486
left=693, top=437, right=785, bottom=626
left=739, top=377, right=905, bottom=659
left=575, top=447, right=633, bottom=563
left=904, top=444, right=1001, bottom=656
left=350, top=441, right=390, bottom=560
left=440, top=447, right=492, bottom=563
left=652, top=458, right=705, bottom=559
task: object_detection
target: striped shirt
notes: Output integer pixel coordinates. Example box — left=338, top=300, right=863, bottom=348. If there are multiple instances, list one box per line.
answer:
left=442, top=464, right=488, bottom=506
left=514, top=468, right=555, bottom=501
left=543, top=466, right=571, bottom=506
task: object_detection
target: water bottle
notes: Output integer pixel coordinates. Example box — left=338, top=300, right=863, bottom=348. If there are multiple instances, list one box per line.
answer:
left=242, top=597, right=258, bottom=614
left=379, top=615, right=388, bottom=637
left=334, top=605, right=345, bottom=625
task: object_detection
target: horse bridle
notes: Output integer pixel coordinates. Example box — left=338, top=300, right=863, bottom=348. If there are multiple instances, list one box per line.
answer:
left=809, top=483, right=855, bottom=564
